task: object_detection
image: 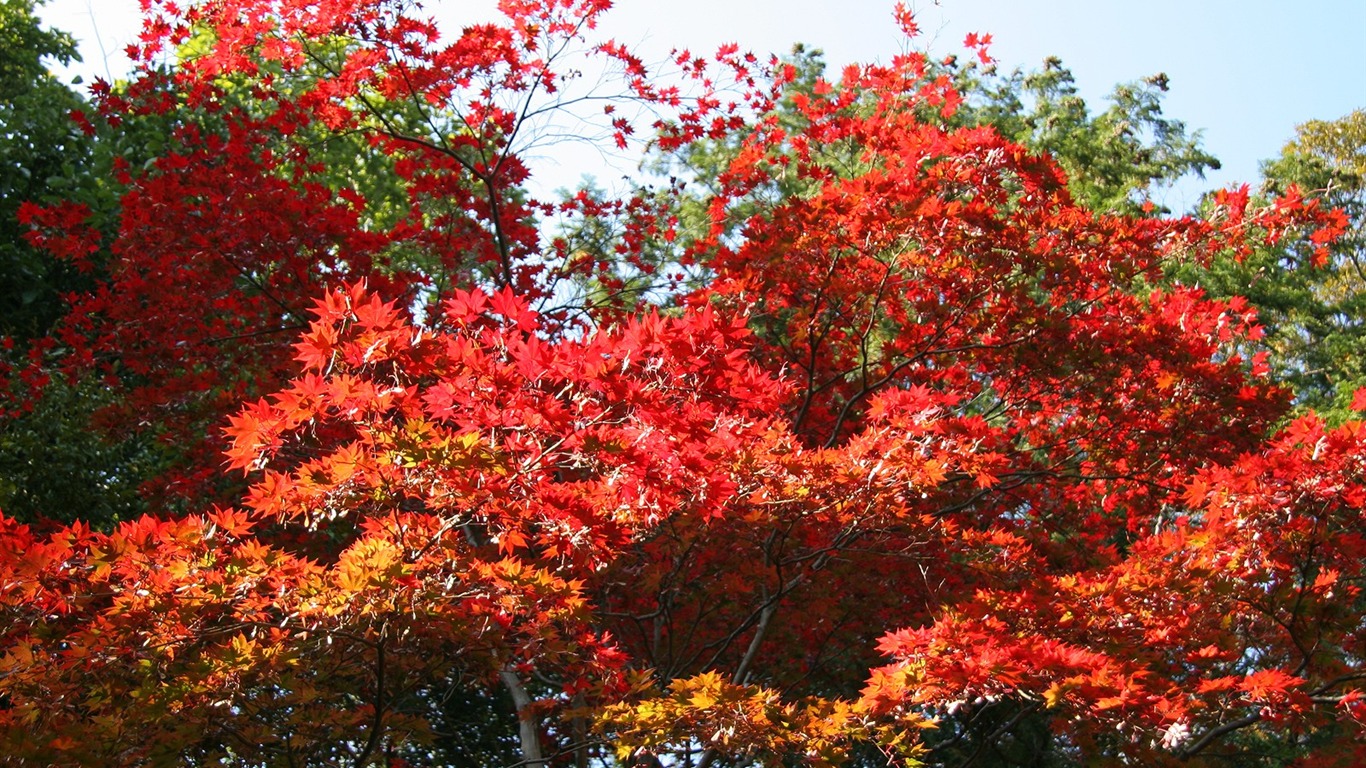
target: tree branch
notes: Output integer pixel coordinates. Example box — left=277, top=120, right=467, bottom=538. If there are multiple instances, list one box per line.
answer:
left=502, top=668, right=545, bottom=768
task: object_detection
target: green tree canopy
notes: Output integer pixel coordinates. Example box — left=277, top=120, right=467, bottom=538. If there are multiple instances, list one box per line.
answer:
left=0, top=0, right=91, bottom=340
left=1173, top=110, right=1365, bottom=420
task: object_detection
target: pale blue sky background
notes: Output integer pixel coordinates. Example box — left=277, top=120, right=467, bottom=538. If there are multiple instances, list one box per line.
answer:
left=38, top=0, right=1366, bottom=211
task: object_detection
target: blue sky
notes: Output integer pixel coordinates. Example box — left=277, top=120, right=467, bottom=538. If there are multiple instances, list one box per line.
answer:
left=38, top=0, right=1366, bottom=211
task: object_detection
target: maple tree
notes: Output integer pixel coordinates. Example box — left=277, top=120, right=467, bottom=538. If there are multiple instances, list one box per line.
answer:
left=1, top=1, right=1364, bottom=766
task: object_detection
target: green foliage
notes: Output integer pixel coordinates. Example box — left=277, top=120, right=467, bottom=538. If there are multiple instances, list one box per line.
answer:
left=0, top=0, right=93, bottom=341
left=0, top=0, right=73, bottom=95
left=0, top=377, right=163, bottom=525
left=956, top=56, right=1220, bottom=214
left=0, top=1, right=173, bottom=526
left=1173, top=110, right=1366, bottom=419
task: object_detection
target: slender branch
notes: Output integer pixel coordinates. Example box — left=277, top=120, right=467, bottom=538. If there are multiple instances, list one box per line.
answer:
left=954, top=701, right=1042, bottom=768
left=197, top=323, right=309, bottom=347
left=1177, top=713, right=1261, bottom=760
left=732, top=600, right=777, bottom=687
left=352, top=631, right=387, bottom=767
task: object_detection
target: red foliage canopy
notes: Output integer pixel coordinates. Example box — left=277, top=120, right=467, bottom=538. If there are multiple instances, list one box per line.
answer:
left=2, top=0, right=1361, bottom=765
